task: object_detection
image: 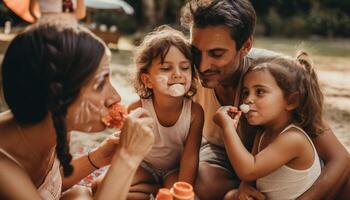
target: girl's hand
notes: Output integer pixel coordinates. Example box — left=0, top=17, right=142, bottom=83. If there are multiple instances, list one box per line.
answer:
left=213, top=106, right=241, bottom=129
left=236, top=182, right=265, bottom=200
left=117, top=107, right=155, bottom=160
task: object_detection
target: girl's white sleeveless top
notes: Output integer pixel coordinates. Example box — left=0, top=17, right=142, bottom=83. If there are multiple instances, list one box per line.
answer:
left=256, top=124, right=321, bottom=200
left=141, top=98, right=192, bottom=170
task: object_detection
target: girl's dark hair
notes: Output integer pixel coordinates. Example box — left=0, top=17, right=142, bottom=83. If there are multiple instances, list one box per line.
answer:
left=181, top=0, right=256, bottom=50
left=245, top=52, right=325, bottom=137
left=134, top=25, right=196, bottom=99
left=1, top=21, right=105, bottom=176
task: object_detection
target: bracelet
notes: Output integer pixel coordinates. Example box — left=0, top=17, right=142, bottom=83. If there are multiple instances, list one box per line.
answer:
left=87, top=151, right=100, bottom=169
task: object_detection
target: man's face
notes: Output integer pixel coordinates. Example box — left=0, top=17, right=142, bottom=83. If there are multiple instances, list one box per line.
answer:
left=191, top=25, right=243, bottom=88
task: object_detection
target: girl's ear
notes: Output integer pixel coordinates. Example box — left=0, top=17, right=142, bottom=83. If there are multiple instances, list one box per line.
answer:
left=286, top=92, right=299, bottom=111
left=141, top=73, right=153, bottom=89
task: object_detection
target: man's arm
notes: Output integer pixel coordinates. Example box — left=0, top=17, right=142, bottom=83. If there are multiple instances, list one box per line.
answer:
left=298, top=124, right=350, bottom=200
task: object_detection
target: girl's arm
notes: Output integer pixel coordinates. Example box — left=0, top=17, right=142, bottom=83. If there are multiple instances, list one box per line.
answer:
left=234, top=132, right=265, bottom=200
left=0, top=154, right=41, bottom=199
left=127, top=100, right=142, bottom=113
left=214, top=106, right=309, bottom=182
left=178, top=102, right=204, bottom=185
left=297, top=123, right=350, bottom=200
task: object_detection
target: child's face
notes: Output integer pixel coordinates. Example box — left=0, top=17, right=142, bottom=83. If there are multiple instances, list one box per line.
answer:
left=242, top=70, right=289, bottom=126
left=142, top=46, right=192, bottom=98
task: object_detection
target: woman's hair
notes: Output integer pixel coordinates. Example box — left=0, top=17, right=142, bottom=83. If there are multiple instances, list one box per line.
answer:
left=246, top=52, right=325, bottom=137
left=181, top=0, right=256, bottom=50
left=1, top=20, right=105, bottom=176
left=133, top=25, right=196, bottom=99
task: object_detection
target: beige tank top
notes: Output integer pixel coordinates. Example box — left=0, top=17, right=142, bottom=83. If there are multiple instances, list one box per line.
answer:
left=141, top=98, right=192, bottom=170
left=0, top=148, right=62, bottom=200
left=256, top=124, right=321, bottom=200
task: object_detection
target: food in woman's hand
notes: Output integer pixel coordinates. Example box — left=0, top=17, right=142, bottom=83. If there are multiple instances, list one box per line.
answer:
left=101, top=103, right=127, bottom=129
left=239, top=104, right=250, bottom=113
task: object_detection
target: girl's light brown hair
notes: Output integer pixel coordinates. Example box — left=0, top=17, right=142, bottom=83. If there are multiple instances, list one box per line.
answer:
left=246, top=51, right=326, bottom=137
left=133, top=25, right=196, bottom=98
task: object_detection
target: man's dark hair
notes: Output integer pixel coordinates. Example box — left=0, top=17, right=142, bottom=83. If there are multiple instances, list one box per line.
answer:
left=181, top=0, right=256, bottom=50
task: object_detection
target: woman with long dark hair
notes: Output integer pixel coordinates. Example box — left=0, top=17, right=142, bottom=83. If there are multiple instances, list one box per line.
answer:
left=0, top=19, right=154, bottom=199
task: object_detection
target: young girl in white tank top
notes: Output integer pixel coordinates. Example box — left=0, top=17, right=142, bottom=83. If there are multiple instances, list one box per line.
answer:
left=127, top=25, right=204, bottom=198
left=214, top=52, right=323, bottom=200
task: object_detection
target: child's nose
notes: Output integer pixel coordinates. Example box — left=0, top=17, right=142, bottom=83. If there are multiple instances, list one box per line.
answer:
left=245, top=98, right=255, bottom=104
left=172, top=69, right=182, bottom=79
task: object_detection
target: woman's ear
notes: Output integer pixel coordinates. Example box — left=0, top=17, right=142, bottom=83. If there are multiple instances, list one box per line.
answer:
left=140, top=73, right=152, bottom=89
left=286, top=92, right=299, bottom=111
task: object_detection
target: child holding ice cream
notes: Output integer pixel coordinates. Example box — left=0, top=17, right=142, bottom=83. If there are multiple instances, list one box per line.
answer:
left=127, top=25, right=204, bottom=198
left=214, top=52, right=323, bottom=200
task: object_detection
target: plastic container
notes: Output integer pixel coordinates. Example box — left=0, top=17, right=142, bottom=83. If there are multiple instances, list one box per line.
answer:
left=170, top=182, right=194, bottom=200
left=156, top=188, right=173, bottom=200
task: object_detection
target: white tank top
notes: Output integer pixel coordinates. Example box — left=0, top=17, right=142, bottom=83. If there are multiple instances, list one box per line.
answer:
left=256, top=124, right=321, bottom=200
left=141, top=98, right=192, bottom=170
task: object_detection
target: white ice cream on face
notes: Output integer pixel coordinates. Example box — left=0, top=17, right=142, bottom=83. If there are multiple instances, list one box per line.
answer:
left=239, top=104, right=250, bottom=113
left=168, top=84, right=186, bottom=97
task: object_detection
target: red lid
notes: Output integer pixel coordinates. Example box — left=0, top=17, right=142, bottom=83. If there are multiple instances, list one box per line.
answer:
left=170, top=182, right=194, bottom=199
left=156, top=188, right=173, bottom=200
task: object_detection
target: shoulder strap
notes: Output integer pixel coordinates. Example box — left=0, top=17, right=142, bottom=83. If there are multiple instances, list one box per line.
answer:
left=0, top=148, right=23, bottom=168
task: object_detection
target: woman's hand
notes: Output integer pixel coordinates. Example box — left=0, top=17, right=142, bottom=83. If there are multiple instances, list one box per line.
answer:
left=213, top=106, right=241, bottom=129
left=117, top=107, right=155, bottom=161
left=90, top=133, right=120, bottom=168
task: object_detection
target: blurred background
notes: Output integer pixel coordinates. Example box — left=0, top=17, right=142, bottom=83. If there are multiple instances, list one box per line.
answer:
left=0, top=0, right=349, bottom=151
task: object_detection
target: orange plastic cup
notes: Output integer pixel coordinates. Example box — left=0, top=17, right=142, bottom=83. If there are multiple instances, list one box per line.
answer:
left=156, top=188, right=173, bottom=200
left=170, top=182, right=194, bottom=200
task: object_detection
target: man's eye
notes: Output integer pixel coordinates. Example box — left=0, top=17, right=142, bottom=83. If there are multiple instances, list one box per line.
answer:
left=209, top=50, right=224, bottom=58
